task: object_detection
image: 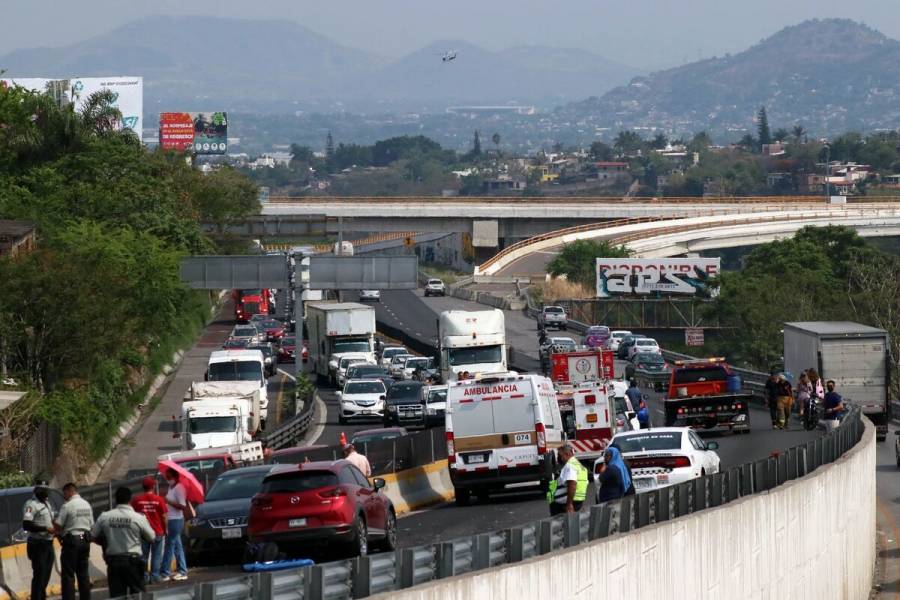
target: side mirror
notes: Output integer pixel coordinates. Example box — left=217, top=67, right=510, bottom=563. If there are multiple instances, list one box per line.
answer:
left=706, top=441, right=719, bottom=450
left=626, top=411, right=636, bottom=420
left=379, top=395, right=386, bottom=401
left=335, top=391, right=342, bottom=398
left=203, top=371, right=209, bottom=381
left=373, top=478, right=386, bottom=491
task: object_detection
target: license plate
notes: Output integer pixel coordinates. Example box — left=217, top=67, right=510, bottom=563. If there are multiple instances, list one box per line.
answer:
left=467, top=454, right=485, bottom=464
left=288, top=518, right=307, bottom=528
left=656, top=474, right=669, bottom=484
left=361, top=410, right=372, bottom=415
left=634, top=478, right=654, bottom=490
left=221, top=527, right=242, bottom=539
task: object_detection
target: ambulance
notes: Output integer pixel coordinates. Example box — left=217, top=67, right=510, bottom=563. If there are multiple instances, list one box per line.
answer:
left=445, top=373, right=564, bottom=506
left=556, top=381, right=615, bottom=461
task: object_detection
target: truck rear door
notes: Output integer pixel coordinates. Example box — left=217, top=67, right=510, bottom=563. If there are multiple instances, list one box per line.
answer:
left=572, top=385, right=613, bottom=457
left=820, top=338, right=887, bottom=415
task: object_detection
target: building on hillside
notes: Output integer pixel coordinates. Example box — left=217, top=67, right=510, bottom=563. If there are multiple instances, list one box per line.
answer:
left=766, top=172, right=793, bottom=189
left=882, top=174, right=900, bottom=188
left=762, top=143, right=786, bottom=157
left=482, top=176, right=527, bottom=194
left=0, top=220, right=36, bottom=258
left=594, top=162, right=630, bottom=182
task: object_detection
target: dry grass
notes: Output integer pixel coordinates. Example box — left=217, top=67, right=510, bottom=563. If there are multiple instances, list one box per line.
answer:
left=533, top=277, right=594, bottom=301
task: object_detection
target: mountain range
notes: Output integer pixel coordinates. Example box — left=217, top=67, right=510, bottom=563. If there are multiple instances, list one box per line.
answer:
left=566, top=19, right=900, bottom=136
left=0, top=16, right=637, bottom=113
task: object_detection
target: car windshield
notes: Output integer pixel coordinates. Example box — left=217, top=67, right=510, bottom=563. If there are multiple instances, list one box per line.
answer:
left=206, top=471, right=269, bottom=502
left=234, top=327, right=257, bottom=337
left=261, top=320, right=281, bottom=329
left=175, top=458, right=226, bottom=472
left=587, top=327, right=609, bottom=336
left=392, top=355, right=412, bottom=365
left=382, top=348, right=405, bottom=359
left=224, top=339, right=249, bottom=348
left=350, top=366, right=387, bottom=378
left=249, top=346, right=272, bottom=358
left=427, top=389, right=447, bottom=404
left=208, top=361, right=263, bottom=382
left=387, top=384, right=422, bottom=402
left=544, top=307, right=564, bottom=314
left=188, top=416, right=238, bottom=434
left=260, top=471, right=338, bottom=494
left=405, top=358, right=429, bottom=369
left=614, top=432, right=682, bottom=453
left=281, top=337, right=296, bottom=346
left=636, top=339, right=657, bottom=347
left=673, top=366, right=728, bottom=384
left=447, top=345, right=502, bottom=366
left=340, top=357, right=366, bottom=368
left=613, top=332, right=630, bottom=339
left=614, top=397, right=631, bottom=415
left=635, top=353, right=664, bottom=364
left=428, top=280, right=442, bottom=285
left=345, top=381, right=385, bottom=394
left=334, top=341, right=370, bottom=354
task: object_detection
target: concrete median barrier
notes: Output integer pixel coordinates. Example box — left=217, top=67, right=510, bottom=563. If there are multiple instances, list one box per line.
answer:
left=378, top=419, right=876, bottom=600
left=0, top=540, right=107, bottom=600
left=382, top=460, right=453, bottom=515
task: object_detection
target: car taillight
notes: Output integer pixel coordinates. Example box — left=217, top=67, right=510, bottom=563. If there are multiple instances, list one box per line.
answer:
left=318, top=487, right=347, bottom=499
left=445, top=430, right=455, bottom=464
left=535, top=422, right=547, bottom=455
left=252, top=496, right=273, bottom=511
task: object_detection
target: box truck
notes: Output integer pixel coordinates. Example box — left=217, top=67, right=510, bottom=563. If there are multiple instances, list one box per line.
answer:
left=438, top=309, right=507, bottom=383
left=306, top=302, right=376, bottom=385
left=784, top=321, right=891, bottom=441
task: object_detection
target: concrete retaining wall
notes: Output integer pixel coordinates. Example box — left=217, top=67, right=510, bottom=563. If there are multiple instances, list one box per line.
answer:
left=379, top=420, right=876, bottom=600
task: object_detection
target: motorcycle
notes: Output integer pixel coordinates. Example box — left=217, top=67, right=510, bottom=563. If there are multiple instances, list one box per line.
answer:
left=803, top=396, right=820, bottom=431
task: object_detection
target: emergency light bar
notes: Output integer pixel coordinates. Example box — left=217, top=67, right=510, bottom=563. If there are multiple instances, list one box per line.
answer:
left=673, top=357, right=726, bottom=366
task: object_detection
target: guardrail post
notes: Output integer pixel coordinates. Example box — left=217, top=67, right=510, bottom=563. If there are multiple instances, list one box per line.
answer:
left=255, top=572, right=274, bottom=600
left=739, top=463, right=753, bottom=496
left=725, top=468, right=740, bottom=501
left=709, top=473, right=724, bottom=507
left=538, top=519, right=555, bottom=554
left=472, top=533, right=491, bottom=569
left=588, top=504, right=613, bottom=540
left=753, top=458, right=768, bottom=492
left=775, top=454, right=787, bottom=485
left=354, top=555, right=372, bottom=598
left=673, top=482, right=690, bottom=517
left=562, top=513, right=581, bottom=547
left=785, top=447, right=799, bottom=481
left=692, top=477, right=707, bottom=511
left=636, top=492, right=651, bottom=527
left=654, top=487, right=671, bottom=522
left=437, top=542, right=455, bottom=578
left=508, top=527, right=526, bottom=562
left=796, top=445, right=808, bottom=477
left=618, top=497, right=633, bottom=533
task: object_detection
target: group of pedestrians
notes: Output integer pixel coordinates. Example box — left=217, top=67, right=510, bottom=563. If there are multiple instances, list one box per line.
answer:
left=765, top=369, right=846, bottom=431
left=22, top=468, right=192, bottom=600
left=547, top=444, right=635, bottom=516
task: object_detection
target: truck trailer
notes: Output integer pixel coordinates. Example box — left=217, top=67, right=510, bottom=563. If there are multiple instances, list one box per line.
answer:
left=784, top=321, right=891, bottom=441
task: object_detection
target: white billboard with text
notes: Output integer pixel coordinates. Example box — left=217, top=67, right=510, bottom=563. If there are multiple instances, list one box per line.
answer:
left=595, top=258, right=720, bottom=298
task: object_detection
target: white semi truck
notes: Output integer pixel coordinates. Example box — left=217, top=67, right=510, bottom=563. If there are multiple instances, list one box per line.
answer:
left=178, top=381, right=263, bottom=451
left=205, top=350, right=269, bottom=426
left=438, top=309, right=507, bottom=383
left=306, top=302, right=376, bottom=385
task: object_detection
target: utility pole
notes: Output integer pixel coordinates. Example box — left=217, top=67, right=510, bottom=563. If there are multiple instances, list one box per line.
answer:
left=823, top=143, right=831, bottom=199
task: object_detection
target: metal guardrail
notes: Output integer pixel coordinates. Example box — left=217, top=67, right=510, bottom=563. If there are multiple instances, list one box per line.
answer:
left=124, top=407, right=864, bottom=600
left=262, top=388, right=317, bottom=451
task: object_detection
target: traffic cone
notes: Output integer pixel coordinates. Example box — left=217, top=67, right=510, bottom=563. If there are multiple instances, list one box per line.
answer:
left=340, top=431, right=348, bottom=446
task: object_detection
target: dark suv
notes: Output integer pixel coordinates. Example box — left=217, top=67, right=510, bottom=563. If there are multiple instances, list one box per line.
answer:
left=383, top=381, right=425, bottom=429
left=247, top=460, right=396, bottom=557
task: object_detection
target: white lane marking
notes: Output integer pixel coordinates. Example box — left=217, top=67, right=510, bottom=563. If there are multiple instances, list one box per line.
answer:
left=302, top=392, right=329, bottom=446
left=277, top=368, right=297, bottom=381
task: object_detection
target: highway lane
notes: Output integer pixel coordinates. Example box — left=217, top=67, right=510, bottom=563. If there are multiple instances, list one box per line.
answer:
left=875, top=423, right=900, bottom=597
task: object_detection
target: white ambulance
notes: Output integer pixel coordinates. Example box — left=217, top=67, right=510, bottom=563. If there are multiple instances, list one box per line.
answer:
left=556, top=380, right=615, bottom=462
left=445, top=373, right=564, bottom=506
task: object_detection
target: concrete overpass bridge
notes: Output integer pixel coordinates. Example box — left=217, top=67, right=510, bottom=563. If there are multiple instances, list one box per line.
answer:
left=477, top=205, right=900, bottom=277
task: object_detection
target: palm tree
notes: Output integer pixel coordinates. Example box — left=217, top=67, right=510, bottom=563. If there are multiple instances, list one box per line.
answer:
left=491, top=132, right=501, bottom=154
left=792, top=125, right=806, bottom=144
left=78, top=89, right=122, bottom=136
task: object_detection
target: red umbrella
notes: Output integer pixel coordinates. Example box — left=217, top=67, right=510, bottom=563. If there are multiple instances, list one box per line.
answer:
left=157, top=460, right=205, bottom=504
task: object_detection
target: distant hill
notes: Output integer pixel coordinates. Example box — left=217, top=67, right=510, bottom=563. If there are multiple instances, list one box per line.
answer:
left=0, top=16, right=637, bottom=113
left=565, top=19, right=900, bottom=136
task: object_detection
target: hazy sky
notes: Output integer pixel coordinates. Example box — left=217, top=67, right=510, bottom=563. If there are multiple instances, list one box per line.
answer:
left=3, top=0, right=899, bottom=69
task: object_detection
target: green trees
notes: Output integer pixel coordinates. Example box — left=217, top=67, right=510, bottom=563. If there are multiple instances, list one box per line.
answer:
left=757, top=106, right=772, bottom=146
left=547, top=239, right=632, bottom=291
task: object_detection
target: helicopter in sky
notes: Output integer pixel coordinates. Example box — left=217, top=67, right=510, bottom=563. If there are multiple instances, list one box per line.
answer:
left=441, top=50, right=457, bottom=62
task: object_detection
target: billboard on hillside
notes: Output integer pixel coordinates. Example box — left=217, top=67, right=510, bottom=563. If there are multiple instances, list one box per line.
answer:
left=595, top=258, right=720, bottom=298
left=159, top=112, right=228, bottom=154
left=1, top=77, right=143, bottom=142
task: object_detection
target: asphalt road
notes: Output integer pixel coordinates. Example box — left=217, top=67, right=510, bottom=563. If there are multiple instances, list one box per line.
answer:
left=876, top=423, right=900, bottom=598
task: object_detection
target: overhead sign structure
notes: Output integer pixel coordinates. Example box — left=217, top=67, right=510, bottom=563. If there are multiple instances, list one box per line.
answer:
left=2, top=76, right=144, bottom=141
left=180, top=255, right=289, bottom=289
left=596, top=258, right=720, bottom=298
left=159, top=112, right=228, bottom=154
left=307, top=256, right=418, bottom=290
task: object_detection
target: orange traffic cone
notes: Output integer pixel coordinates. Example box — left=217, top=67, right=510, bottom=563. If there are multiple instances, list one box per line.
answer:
left=340, top=431, right=348, bottom=446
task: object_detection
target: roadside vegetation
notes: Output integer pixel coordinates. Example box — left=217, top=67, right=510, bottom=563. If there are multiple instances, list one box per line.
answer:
left=0, top=84, right=259, bottom=475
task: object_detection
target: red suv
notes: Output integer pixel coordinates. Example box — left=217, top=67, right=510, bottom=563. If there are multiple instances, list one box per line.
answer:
left=247, top=460, right=396, bottom=557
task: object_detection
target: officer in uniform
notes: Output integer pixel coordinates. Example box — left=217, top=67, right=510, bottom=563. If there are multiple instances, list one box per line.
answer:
left=22, top=478, right=56, bottom=600
left=547, top=444, right=589, bottom=516
left=54, top=483, right=94, bottom=600
left=92, top=487, right=155, bottom=598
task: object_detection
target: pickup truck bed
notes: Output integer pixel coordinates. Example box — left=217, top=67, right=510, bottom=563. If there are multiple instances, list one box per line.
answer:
left=664, top=393, right=752, bottom=433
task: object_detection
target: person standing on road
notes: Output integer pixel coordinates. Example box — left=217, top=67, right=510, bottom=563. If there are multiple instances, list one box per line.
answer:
left=595, top=447, right=635, bottom=504
left=823, top=380, right=845, bottom=431
left=547, top=444, right=589, bottom=515
left=625, top=380, right=642, bottom=412
left=776, top=374, right=794, bottom=430
left=637, top=400, right=651, bottom=430
left=54, top=483, right=94, bottom=600
left=131, top=476, right=168, bottom=583
left=92, top=487, right=155, bottom=598
left=764, top=372, right=780, bottom=429
left=795, top=372, right=812, bottom=420
left=22, top=478, right=56, bottom=600
left=160, top=469, right=189, bottom=581
left=342, top=444, right=372, bottom=478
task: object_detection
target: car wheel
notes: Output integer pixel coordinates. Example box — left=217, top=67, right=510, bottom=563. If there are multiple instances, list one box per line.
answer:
left=349, top=516, right=368, bottom=557
left=454, top=488, right=471, bottom=506
left=375, top=509, right=397, bottom=552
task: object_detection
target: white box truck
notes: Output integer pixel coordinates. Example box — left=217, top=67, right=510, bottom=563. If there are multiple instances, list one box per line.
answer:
left=306, top=302, right=376, bottom=385
left=185, top=382, right=263, bottom=433
left=438, top=309, right=507, bottom=383
left=784, top=321, right=891, bottom=441
left=179, top=398, right=257, bottom=451
left=445, top=373, right=564, bottom=505
left=206, top=350, right=269, bottom=426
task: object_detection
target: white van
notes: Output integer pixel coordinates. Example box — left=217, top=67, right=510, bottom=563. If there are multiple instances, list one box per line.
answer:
left=445, top=373, right=564, bottom=505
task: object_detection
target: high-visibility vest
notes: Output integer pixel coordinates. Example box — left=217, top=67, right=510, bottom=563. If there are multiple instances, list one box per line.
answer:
left=547, top=457, right=588, bottom=504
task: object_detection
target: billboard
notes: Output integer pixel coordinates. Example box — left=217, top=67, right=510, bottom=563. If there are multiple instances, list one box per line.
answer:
left=1, top=77, right=143, bottom=142
left=595, top=258, right=720, bottom=298
left=159, top=112, right=228, bottom=154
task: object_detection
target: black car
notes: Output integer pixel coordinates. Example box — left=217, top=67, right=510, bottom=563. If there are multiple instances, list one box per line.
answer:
left=383, top=381, right=425, bottom=429
left=346, top=363, right=394, bottom=388
left=616, top=334, right=641, bottom=360
left=248, top=343, right=277, bottom=377
left=626, top=352, right=670, bottom=390
left=187, top=465, right=274, bottom=557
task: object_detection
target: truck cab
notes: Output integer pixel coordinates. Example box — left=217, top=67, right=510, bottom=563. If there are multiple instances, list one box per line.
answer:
left=180, top=399, right=255, bottom=451
left=206, top=350, right=269, bottom=426
left=664, top=358, right=751, bottom=434
left=438, top=309, right=507, bottom=383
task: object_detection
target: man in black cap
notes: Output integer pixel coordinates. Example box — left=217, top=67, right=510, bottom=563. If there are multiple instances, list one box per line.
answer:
left=22, top=478, right=56, bottom=600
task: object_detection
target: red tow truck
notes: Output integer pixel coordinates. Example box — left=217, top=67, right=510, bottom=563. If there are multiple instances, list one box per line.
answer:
left=664, top=358, right=751, bottom=434
left=233, top=289, right=272, bottom=322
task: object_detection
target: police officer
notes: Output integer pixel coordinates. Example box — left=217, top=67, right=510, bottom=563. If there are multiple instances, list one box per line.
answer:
left=547, top=444, right=589, bottom=516
left=54, top=483, right=94, bottom=600
left=92, top=487, right=155, bottom=598
left=23, top=478, right=56, bottom=600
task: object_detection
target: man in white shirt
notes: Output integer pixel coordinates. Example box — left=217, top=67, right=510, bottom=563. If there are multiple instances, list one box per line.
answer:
left=342, top=444, right=372, bottom=478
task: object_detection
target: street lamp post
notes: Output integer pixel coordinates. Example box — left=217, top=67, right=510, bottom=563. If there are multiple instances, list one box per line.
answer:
left=823, top=144, right=831, bottom=199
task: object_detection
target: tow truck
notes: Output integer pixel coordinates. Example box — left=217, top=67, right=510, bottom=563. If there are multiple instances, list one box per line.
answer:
left=664, top=358, right=751, bottom=434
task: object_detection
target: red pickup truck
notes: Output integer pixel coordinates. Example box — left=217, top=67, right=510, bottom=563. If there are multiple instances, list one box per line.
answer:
left=664, top=358, right=751, bottom=434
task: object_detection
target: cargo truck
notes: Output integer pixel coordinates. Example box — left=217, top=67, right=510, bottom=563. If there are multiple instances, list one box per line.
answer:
left=784, top=321, right=891, bottom=441
left=306, top=302, right=376, bottom=385
left=438, top=309, right=507, bottom=383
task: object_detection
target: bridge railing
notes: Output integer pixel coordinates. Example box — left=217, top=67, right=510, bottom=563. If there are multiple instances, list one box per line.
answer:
left=266, top=195, right=900, bottom=205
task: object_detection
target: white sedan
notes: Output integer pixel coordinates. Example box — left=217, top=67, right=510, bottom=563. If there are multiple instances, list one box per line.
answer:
left=402, top=356, right=432, bottom=380
left=359, top=290, right=381, bottom=302
left=593, top=428, right=721, bottom=494
left=337, top=379, right=387, bottom=423
left=627, top=337, right=661, bottom=360
left=606, top=330, right=632, bottom=352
